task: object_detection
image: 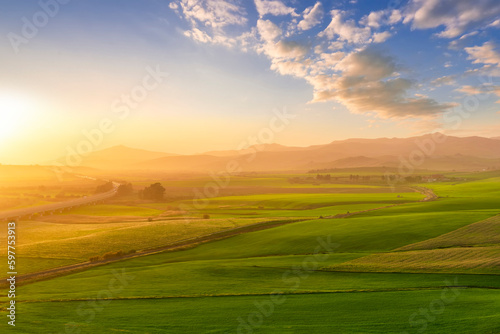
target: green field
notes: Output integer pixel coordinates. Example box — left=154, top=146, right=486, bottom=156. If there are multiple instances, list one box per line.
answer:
left=6, top=289, right=500, bottom=333
left=0, top=216, right=282, bottom=275
left=1, top=171, right=499, bottom=333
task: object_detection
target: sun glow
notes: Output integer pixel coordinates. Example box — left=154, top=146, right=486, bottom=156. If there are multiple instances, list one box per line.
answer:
left=0, top=92, right=37, bottom=143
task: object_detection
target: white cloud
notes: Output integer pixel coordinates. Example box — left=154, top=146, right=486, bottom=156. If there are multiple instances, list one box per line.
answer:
left=254, top=0, right=297, bottom=17
left=314, top=77, right=454, bottom=119
left=362, top=11, right=384, bottom=28
left=334, top=48, right=397, bottom=81
left=256, top=19, right=282, bottom=42
left=178, top=0, right=247, bottom=29
left=372, top=31, right=392, bottom=43
left=404, top=0, right=500, bottom=38
left=320, top=10, right=371, bottom=44
left=489, top=19, right=500, bottom=28
left=172, top=0, right=249, bottom=47
left=455, top=85, right=482, bottom=95
left=310, top=47, right=454, bottom=119
left=388, top=10, right=402, bottom=25
left=320, top=51, right=345, bottom=65
left=308, top=48, right=452, bottom=119
left=327, top=40, right=345, bottom=51
left=170, top=1, right=456, bottom=122
left=456, top=85, right=500, bottom=103
left=298, top=2, right=323, bottom=31
left=308, top=52, right=345, bottom=75
left=360, top=9, right=402, bottom=28
left=256, top=19, right=308, bottom=60
left=465, top=42, right=500, bottom=66
left=184, top=28, right=212, bottom=43
left=431, top=75, right=456, bottom=87
left=448, top=31, right=479, bottom=50
left=271, top=59, right=308, bottom=77
left=264, top=40, right=309, bottom=60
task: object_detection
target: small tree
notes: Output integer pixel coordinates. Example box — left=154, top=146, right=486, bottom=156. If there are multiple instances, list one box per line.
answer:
left=142, top=183, right=165, bottom=201
left=117, top=183, right=134, bottom=196
left=95, top=181, right=113, bottom=193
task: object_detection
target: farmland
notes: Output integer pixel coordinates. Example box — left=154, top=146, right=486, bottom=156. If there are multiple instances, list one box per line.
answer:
left=0, top=170, right=499, bottom=333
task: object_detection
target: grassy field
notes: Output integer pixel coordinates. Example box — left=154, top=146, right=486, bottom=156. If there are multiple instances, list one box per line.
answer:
left=1, top=171, right=499, bottom=333
left=5, top=289, right=500, bottom=333
left=174, top=191, right=423, bottom=219
left=0, top=184, right=421, bottom=275
left=331, top=246, right=500, bottom=274
left=328, top=211, right=500, bottom=274
left=0, top=165, right=106, bottom=212
left=11, top=253, right=500, bottom=302
left=0, top=216, right=285, bottom=275
left=64, top=204, right=163, bottom=217
left=398, top=214, right=500, bottom=250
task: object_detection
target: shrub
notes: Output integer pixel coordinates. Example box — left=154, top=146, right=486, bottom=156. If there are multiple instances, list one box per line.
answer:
left=141, top=182, right=165, bottom=201
left=203, top=214, right=210, bottom=219
left=102, top=250, right=125, bottom=260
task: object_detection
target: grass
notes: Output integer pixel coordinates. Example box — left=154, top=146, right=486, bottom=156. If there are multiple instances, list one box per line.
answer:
left=175, top=191, right=425, bottom=219
left=329, top=213, right=500, bottom=274
left=11, top=254, right=500, bottom=302
left=331, top=246, right=500, bottom=274
left=398, top=214, right=500, bottom=251
left=63, top=204, right=163, bottom=217
left=100, top=210, right=497, bottom=264
left=0, top=186, right=425, bottom=275
left=2, top=171, right=500, bottom=332
left=5, top=289, right=500, bottom=333
left=177, top=192, right=423, bottom=210
left=189, top=203, right=395, bottom=218
left=0, top=217, right=280, bottom=275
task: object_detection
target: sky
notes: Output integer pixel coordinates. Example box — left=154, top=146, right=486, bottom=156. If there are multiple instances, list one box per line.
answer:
left=1, top=0, right=500, bottom=164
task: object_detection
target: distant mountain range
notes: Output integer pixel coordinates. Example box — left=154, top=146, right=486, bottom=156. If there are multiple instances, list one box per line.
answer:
left=64, top=134, right=500, bottom=172
left=74, top=145, right=177, bottom=169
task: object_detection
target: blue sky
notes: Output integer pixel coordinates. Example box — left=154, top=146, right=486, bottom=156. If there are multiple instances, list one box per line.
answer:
left=1, top=0, right=500, bottom=164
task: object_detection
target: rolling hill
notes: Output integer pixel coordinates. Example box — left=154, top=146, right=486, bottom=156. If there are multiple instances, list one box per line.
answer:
left=63, top=134, right=500, bottom=172
left=77, top=145, right=177, bottom=169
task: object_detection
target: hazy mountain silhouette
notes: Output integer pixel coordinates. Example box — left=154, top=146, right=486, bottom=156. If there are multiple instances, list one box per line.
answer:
left=74, top=134, right=500, bottom=172
left=78, top=145, right=177, bottom=169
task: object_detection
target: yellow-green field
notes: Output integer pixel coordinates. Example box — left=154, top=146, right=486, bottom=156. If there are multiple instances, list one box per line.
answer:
left=1, top=170, right=500, bottom=333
